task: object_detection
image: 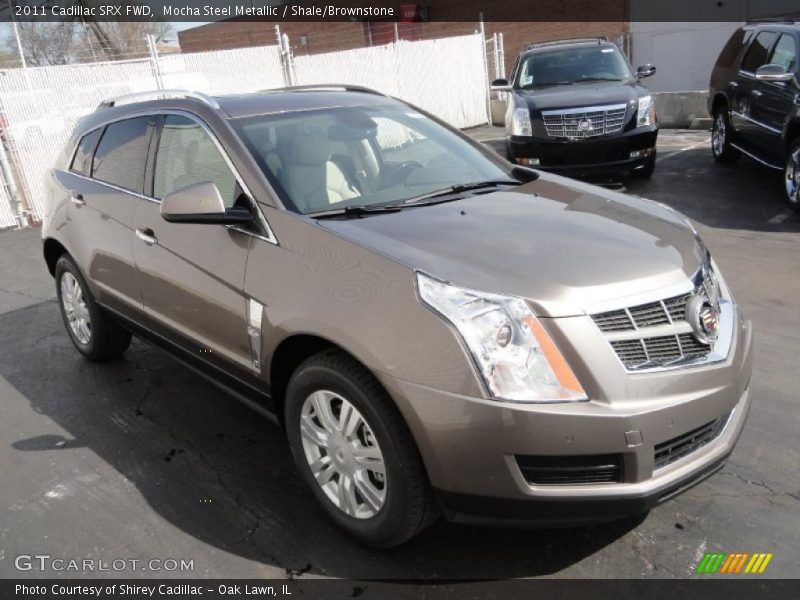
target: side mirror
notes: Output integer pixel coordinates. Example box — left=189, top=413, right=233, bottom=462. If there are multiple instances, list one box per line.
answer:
left=636, top=64, right=656, bottom=79
left=160, top=181, right=252, bottom=225
left=491, top=78, right=512, bottom=92
left=755, top=63, right=794, bottom=82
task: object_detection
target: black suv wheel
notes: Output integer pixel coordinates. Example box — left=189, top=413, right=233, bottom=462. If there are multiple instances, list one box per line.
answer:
left=785, top=139, right=800, bottom=212
left=711, top=108, right=740, bottom=163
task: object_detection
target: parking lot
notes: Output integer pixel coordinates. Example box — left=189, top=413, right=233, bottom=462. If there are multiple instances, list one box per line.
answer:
left=0, top=129, right=798, bottom=581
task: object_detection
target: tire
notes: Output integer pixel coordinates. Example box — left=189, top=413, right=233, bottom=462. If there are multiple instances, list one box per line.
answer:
left=55, top=255, right=131, bottom=361
left=285, top=349, right=438, bottom=547
left=630, top=152, right=656, bottom=179
left=784, top=139, right=800, bottom=213
left=711, top=107, right=741, bottom=163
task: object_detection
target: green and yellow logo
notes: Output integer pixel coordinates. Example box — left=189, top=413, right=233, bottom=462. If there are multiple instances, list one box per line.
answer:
left=696, top=552, right=773, bottom=574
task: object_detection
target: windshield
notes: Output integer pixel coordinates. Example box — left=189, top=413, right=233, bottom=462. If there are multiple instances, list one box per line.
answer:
left=231, top=104, right=512, bottom=215
left=516, top=45, right=633, bottom=89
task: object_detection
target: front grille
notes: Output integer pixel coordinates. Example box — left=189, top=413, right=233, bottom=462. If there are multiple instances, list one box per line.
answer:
left=516, top=454, right=623, bottom=485
left=542, top=103, right=627, bottom=139
left=610, top=334, right=711, bottom=369
left=654, top=414, right=730, bottom=470
left=593, top=293, right=691, bottom=332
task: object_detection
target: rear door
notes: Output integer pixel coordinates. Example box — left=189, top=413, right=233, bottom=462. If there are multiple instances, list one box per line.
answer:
left=732, top=30, right=778, bottom=151
left=132, top=112, right=255, bottom=375
left=751, top=32, right=798, bottom=160
left=60, top=116, right=156, bottom=315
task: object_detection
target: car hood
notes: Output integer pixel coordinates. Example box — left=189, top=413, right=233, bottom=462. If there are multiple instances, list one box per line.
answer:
left=316, top=173, right=704, bottom=317
left=514, top=80, right=646, bottom=113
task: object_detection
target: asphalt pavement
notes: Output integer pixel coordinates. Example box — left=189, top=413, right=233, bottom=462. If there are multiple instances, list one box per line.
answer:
left=0, top=130, right=798, bottom=583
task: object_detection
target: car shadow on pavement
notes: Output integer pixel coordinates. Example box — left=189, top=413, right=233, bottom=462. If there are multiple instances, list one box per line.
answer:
left=593, top=148, right=800, bottom=234
left=1, top=301, right=643, bottom=579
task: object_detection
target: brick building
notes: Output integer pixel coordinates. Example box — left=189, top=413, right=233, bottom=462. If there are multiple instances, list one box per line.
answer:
left=178, top=1, right=629, bottom=78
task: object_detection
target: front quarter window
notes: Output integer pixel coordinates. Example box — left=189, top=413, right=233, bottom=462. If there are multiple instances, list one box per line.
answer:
left=232, top=104, right=511, bottom=215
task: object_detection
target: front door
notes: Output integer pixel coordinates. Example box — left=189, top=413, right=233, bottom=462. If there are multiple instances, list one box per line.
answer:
left=731, top=30, right=778, bottom=151
left=132, top=113, right=253, bottom=374
left=751, top=33, right=799, bottom=161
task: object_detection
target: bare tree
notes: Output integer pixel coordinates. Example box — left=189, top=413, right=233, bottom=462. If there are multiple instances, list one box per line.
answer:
left=4, top=20, right=175, bottom=66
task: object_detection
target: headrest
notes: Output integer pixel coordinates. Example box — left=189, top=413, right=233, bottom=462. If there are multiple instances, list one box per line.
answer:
left=290, top=132, right=330, bottom=167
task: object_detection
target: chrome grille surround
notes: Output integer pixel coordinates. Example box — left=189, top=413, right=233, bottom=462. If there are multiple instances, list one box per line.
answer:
left=589, top=262, right=736, bottom=372
left=541, top=103, right=628, bottom=139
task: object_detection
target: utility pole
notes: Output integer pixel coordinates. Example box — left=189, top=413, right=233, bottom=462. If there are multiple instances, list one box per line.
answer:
left=146, top=34, right=163, bottom=90
left=7, top=0, right=26, bottom=69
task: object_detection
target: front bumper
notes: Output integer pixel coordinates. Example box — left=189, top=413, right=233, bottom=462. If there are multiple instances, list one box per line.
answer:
left=377, top=310, right=753, bottom=526
left=507, top=124, right=658, bottom=176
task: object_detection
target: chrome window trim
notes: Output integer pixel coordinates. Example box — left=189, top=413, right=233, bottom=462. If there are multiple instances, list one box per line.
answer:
left=67, top=109, right=278, bottom=245
left=729, top=109, right=783, bottom=135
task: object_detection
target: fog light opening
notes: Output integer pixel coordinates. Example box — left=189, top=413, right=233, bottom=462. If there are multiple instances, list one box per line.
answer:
left=630, top=147, right=655, bottom=159
left=516, top=157, right=540, bottom=166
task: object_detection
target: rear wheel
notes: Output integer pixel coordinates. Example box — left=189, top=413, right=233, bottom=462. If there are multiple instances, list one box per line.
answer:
left=55, top=255, right=131, bottom=361
left=285, top=349, right=437, bottom=547
left=711, top=108, right=740, bottom=163
left=785, top=139, right=800, bottom=213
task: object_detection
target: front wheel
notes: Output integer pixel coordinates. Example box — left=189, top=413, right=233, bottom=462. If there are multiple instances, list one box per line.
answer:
left=784, top=139, right=800, bottom=213
left=711, top=108, right=740, bottom=163
left=285, top=349, right=437, bottom=547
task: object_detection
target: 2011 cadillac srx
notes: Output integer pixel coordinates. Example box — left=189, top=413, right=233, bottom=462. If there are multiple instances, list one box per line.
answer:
left=43, top=87, right=753, bottom=547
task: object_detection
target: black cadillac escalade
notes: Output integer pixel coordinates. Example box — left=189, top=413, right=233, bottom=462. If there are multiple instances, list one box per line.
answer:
left=493, top=37, right=658, bottom=178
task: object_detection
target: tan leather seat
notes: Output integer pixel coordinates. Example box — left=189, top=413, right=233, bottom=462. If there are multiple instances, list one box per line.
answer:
left=284, top=132, right=360, bottom=213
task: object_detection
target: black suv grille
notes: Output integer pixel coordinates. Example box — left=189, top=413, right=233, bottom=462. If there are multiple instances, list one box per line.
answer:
left=516, top=454, right=624, bottom=485
left=654, top=414, right=730, bottom=470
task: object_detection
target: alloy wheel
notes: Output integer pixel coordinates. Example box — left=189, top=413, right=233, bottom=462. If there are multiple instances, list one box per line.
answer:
left=60, top=272, right=91, bottom=345
left=299, top=390, right=387, bottom=519
left=712, top=113, right=726, bottom=156
left=786, top=148, right=800, bottom=205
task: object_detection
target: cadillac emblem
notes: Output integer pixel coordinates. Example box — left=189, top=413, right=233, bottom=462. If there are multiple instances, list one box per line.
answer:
left=686, top=294, right=719, bottom=345
left=578, top=118, right=592, bottom=131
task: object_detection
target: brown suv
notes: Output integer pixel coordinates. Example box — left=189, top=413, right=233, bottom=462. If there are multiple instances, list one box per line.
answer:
left=43, top=87, right=754, bottom=547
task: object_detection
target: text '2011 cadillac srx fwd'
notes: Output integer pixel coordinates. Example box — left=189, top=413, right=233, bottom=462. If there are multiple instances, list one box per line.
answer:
left=43, top=87, right=753, bottom=547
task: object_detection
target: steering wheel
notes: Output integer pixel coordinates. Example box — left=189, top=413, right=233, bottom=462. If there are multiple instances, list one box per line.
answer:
left=382, top=161, right=423, bottom=188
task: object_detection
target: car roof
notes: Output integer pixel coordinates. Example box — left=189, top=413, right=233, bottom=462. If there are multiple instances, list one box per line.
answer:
left=520, top=39, right=617, bottom=58
left=744, top=21, right=800, bottom=33
left=73, top=87, right=403, bottom=136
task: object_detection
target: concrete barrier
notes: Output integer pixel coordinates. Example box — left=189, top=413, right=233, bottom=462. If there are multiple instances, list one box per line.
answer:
left=653, top=91, right=710, bottom=130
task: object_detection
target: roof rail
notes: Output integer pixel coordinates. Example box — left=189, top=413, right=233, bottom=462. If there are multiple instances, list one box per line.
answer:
left=260, top=84, right=387, bottom=96
left=746, top=18, right=797, bottom=24
left=525, top=37, right=608, bottom=51
left=97, top=90, right=220, bottom=111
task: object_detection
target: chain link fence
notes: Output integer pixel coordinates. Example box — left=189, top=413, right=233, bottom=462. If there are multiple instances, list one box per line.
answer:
left=0, top=32, right=489, bottom=228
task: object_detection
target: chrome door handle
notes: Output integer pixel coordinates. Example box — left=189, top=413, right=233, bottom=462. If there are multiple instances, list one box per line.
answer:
left=729, top=81, right=739, bottom=88
left=69, top=191, right=85, bottom=206
left=135, top=228, right=158, bottom=245
left=751, top=89, right=763, bottom=97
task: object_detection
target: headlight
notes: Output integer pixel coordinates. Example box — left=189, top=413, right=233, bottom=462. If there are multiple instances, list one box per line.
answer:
left=637, top=95, right=656, bottom=127
left=416, top=272, right=587, bottom=403
left=511, top=107, right=532, bottom=137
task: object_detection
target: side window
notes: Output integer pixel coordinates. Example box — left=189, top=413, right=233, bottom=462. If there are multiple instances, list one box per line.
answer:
left=153, top=115, right=238, bottom=207
left=769, top=34, right=797, bottom=71
left=92, top=116, right=154, bottom=193
left=741, top=31, right=778, bottom=73
left=715, top=29, right=747, bottom=69
left=69, top=128, right=103, bottom=177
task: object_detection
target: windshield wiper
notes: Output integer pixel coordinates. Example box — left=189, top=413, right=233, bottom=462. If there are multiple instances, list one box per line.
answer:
left=404, top=180, right=522, bottom=205
left=311, top=204, right=404, bottom=219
